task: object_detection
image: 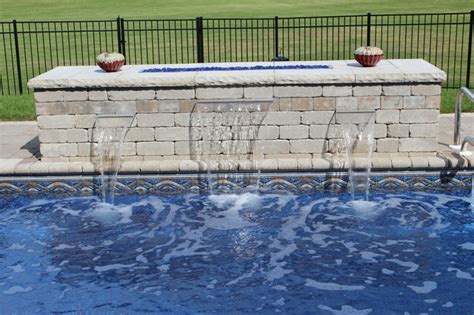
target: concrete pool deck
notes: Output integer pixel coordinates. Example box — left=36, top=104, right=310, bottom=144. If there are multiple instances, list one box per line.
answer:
left=0, top=113, right=473, bottom=175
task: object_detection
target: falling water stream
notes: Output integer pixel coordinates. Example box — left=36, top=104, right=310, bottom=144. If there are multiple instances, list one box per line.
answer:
left=97, top=114, right=135, bottom=204
left=340, top=111, right=376, bottom=207
left=191, top=100, right=271, bottom=195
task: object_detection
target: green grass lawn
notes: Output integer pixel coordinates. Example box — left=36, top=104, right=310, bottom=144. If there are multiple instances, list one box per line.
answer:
left=0, top=1, right=472, bottom=120
left=1, top=0, right=472, bottom=20
left=1, top=89, right=472, bottom=122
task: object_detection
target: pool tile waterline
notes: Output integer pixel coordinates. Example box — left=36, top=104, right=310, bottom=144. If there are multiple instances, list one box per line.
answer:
left=0, top=172, right=471, bottom=194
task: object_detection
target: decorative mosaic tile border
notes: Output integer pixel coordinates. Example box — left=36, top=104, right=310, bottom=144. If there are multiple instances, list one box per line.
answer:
left=141, top=64, right=332, bottom=73
left=0, top=171, right=472, bottom=195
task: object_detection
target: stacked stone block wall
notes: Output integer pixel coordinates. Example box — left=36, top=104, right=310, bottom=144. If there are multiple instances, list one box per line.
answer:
left=34, top=83, right=441, bottom=162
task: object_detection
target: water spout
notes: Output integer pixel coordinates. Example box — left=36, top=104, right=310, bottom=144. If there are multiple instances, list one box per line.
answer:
left=339, top=111, right=375, bottom=202
left=96, top=114, right=135, bottom=204
left=191, top=99, right=271, bottom=195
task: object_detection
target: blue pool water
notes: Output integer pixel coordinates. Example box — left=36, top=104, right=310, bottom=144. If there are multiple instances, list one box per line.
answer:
left=0, top=190, right=473, bottom=314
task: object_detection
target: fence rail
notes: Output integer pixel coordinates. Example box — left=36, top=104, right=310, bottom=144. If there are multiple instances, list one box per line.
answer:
left=1, top=11, right=473, bottom=95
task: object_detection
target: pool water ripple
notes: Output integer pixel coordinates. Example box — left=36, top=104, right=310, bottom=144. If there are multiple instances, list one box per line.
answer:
left=0, top=190, right=473, bottom=314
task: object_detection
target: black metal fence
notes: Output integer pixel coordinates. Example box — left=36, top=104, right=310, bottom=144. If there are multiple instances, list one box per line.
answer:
left=1, top=11, right=473, bottom=95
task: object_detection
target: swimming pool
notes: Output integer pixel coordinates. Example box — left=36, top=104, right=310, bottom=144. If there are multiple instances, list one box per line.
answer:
left=1, top=177, right=473, bottom=314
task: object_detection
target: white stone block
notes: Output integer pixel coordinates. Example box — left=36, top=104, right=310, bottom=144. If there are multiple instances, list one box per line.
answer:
left=391, top=157, right=412, bottom=168
left=409, top=123, right=439, bottom=138
left=108, top=89, right=155, bottom=101
left=278, top=158, right=298, bottom=170
left=196, top=87, right=243, bottom=99
left=322, top=85, right=352, bottom=97
left=373, top=124, right=387, bottom=139
left=381, top=96, right=403, bottom=109
left=253, top=140, right=289, bottom=154
left=399, top=138, right=438, bottom=152
left=309, top=125, right=329, bottom=138
left=158, top=100, right=180, bottom=113
left=66, top=129, right=89, bottom=143
left=353, top=85, right=381, bottom=96
left=410, top=157, right=429, bottom=168
left=388, top=124, right=409, bottom=138
left=297, top=158, right=313, bottom=170
left=291, top=98, right=314, bottom=111
left=39, top=129, right=67, bottom=143
left=155, top=127, right=190, bottom=141
left=124, top=128, right=155, bottom=141
left=68, top=101, right=94, bottom=114
left=336, top=97, right=358, bottom=111
left=156, top=88, right=194, bottom=99
left=375, top=110, right=399, bottom=124
left=88, top=90, right=108, bottom=101
left=336, top=111, right=374, bottom=124
left=175, top=141, right=193, bottom=155
left=92, top=101, right=115, bottom=114
left=114, top=101, right=137, bottom=114
left=256, top=159, right=278, bottom=171
left=40, top=143, right=77, bottom=157
left=159, top=160, right=180, bottom=172
left=301, top=111, right=335, bottom=124
left=257, top=126, right=279, bottom=139
left=261, top=112, right=300, bottom=125
left=77, top=143, right=97, bottom=157
left=137, top=142, right=174, bottom=155
left=312, top=158, right=331, bottom=169
left=382, top=85, right=411, bottom=96
left=244, top=86, right=273, bottom=99
left=425, top=96, right=441, bottom=109
left=411, top=84, right=441, bottom=96
left=402, top=96, right=425, bottom=109
left=136, top=100, right=160, bottom=113
left=222, top=112, right=251, bottom=126
left=38, top=115, right=75, bottom=129
left=399, top=109, right=438, bottom=123
left=274, top=86, right=322, bottom=98
left=64, top=91, right=88, bottom=101
left=121, top=142, right=137, bottom=156
left=279, top=125, right=309, bottom=139
left=179, top=160, right=200, bottom=172
left=35, top=91, right=64, bottom=102
left=290, top=139, right=326, bottom=153
left=137, top=113, right=174, bottom=127
left=376, top=139, right=399, bottom=153
left=174, top=113, right=192, bottom=126
left=313, top=97, right=336, bottom=111
left=357, top=96, right=380, bottom=110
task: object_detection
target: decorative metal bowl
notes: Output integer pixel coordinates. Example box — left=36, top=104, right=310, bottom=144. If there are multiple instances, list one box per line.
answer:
left=354, top=47, right=384, bottom=67
left=96, top=52, right=125, bottom=72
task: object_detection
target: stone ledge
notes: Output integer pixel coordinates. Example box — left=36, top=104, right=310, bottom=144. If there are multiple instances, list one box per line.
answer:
left=1, top=152, right=472, bottom=176
left=27, top=60, right=446, bottom=90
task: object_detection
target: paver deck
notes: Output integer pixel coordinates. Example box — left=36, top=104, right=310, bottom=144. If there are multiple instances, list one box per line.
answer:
left=0, top=113, right=472, bottom=175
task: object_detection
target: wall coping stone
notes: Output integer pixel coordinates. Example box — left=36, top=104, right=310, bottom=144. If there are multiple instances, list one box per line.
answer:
left=28, top=59, right=446, bottom=90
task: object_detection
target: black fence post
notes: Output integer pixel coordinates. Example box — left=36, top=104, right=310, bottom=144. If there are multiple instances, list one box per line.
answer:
left=466, top=10, right=473, bottom=88
left=12, top=20, right=23, bottom=94
left=196, top=17, right=204, bottom=63
left=120, top=18, right=126, bottom=62
left=274, top=16, right=279, bottom=58
left=366, top=12, right=372, bottom=46
left=116, top=16, right=122, bottom=54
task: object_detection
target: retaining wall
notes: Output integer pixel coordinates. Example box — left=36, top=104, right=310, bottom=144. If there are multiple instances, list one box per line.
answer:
left=28, top=60, right=446, bottom=170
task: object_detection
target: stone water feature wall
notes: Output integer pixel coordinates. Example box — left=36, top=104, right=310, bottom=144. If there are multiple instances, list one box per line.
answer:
left=29, top=60, right=446, bottom=170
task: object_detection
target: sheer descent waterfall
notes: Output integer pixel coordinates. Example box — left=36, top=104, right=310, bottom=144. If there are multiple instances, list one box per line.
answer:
left=190, top=100, right=272, bottom=194
left=337, top=111, right=375, bottom=202
left=97, top=114, right=135, bottom=204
